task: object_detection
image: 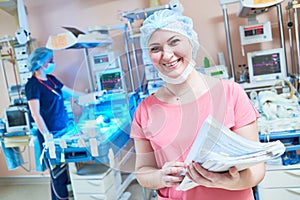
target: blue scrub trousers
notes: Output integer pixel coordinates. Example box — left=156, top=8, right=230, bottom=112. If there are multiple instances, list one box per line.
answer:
left=36, top=131, right=69, bottom=200
left=50, top=164, right=69, bottom=200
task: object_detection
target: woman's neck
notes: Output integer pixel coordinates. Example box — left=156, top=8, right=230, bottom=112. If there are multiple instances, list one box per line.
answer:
left=155, top=70, right=219, bottom=104
left=165, top=70, right=203, bottom=94
left=34, top=71, right=47, bottom=80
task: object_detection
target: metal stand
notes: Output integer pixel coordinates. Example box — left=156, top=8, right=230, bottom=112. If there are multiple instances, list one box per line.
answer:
left=83, top=48, right=95, bottom=92
left=292, top=1, right=300, bottom=75
left=131, top=37, right=142, bottom=92
left=0, top=37, right=27, bottom=103
left=285, top=1, right=300, bottom=91
left=122, top=25, right=135, bottom=92
left=286, top=4, right=297, bottom=74
left=220, top=1, right=237, bottom=80
left=276, top=4, right=287, bottom=72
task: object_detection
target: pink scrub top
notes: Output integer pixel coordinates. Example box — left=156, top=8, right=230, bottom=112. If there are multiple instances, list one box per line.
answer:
left=131, top=80, right=260, bottom=200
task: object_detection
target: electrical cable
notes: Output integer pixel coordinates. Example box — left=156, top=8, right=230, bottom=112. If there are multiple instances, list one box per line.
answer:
left=7, top=47, right=23, bottom=103
left=11, top=145, right=32, bottom=172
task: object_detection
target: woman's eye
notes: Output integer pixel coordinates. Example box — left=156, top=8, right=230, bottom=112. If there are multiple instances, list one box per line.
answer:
left=170, top=39, right=180, bottom=46
left=149, top=46, right=161, bottom=53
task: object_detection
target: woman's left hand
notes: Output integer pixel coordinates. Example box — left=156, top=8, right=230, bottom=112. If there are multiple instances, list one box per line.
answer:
left=186, top=161, right=240, bottom=190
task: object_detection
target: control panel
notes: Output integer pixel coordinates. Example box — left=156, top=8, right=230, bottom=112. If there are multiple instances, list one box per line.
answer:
left=239, top=22, right=272, bottom=45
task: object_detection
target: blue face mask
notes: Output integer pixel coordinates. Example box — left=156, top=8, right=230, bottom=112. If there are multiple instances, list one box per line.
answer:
left=44, top=63, right=56, bottom=74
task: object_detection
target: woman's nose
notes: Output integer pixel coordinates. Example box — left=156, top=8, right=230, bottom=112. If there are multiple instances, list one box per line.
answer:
left=162, top=46, right=174, bottom=60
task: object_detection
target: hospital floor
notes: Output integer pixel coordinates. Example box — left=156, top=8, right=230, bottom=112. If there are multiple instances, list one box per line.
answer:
left=0, top=154, right=157, bottom=200
left=0, top=177, right=156, bottom=200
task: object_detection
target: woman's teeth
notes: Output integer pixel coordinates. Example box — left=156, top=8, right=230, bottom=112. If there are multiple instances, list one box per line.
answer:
left=164, top=60, right=179, bottom=68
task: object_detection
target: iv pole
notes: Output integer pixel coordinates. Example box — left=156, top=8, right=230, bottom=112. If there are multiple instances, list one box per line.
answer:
left=277, top=3, right=288, bottom=76
left=219, top=0, right=240, bottom=81
left=291, top=0, right=300, bottom=75
left=286, top=2, right=297, bottom=74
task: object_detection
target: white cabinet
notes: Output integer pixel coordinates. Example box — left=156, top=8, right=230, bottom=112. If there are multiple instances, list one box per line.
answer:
left=69, top=163, right=121, bottom=200
left=257, top=163, right=300, bottom=200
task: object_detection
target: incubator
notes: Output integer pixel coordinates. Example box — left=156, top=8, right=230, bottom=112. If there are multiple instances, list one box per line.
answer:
left=44, top=92, right=133, bottom=165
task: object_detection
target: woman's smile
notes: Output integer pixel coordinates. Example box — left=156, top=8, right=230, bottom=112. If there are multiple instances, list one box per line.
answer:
left=148, top=30, right=193, bottom=79
left=162, top=58, right=182, bottom=69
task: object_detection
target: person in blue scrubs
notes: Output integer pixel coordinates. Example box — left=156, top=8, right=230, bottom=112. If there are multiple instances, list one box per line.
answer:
left=25, top=47, right=83, bottom=200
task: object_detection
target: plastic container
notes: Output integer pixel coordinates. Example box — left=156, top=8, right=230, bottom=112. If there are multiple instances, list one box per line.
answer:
left=204, top=57, right=210, bottom=68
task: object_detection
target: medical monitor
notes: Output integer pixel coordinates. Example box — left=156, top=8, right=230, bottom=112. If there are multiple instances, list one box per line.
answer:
left=247, top=48, right=287, bottom=84
left=96, top=69, right=124, bottom=92
left=4, top=106, right=30, bottom=133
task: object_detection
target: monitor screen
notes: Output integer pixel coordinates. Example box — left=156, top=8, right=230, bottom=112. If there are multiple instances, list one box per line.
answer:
left=5, top=106, right=30, bottom=133
left=7, top=110, right=27, bottom=126
left=247, top=48, right=286, bottom=84
left=99, top=71, right=123, bottom=91
left=252, top=52, right=281, bottom=76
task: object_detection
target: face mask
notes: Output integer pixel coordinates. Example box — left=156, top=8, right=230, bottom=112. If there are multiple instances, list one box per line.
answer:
left=44, top=63, right=56, bottom=74
left=158, top=60, right=196, bottom=84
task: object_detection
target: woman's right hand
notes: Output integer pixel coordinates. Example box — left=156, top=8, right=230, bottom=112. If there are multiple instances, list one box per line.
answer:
left=160, top=161, right=186, bottom=187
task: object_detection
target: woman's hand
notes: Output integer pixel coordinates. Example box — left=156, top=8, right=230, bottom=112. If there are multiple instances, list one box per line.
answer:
left=159, top=161, right=186, bottom=187
left=186, top=161, right=240, bottom=190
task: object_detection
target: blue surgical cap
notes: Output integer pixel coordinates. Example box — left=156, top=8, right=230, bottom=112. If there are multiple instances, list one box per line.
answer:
left=140, top=9, right=199, bottom=64
left=28, top=47, right=53, bottom=72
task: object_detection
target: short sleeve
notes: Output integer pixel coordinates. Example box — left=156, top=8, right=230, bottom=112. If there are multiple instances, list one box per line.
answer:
left=229, top=82, right=260, bottom=130
left=25, top=78, right=40, bottom=100
left=130, top=101, right=149, bottom=140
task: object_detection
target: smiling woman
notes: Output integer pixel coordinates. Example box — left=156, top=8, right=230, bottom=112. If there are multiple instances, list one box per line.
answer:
left=130, top=8, right=265, bottom=200
left=148, top=30, right=194, bottom=83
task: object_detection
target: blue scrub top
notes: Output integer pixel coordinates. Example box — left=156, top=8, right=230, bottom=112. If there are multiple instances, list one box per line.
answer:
left=25, top=74, right=69, bottom=133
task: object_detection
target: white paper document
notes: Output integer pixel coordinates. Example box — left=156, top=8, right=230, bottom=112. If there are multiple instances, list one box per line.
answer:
left=176, top=115, right=285, bottom=191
